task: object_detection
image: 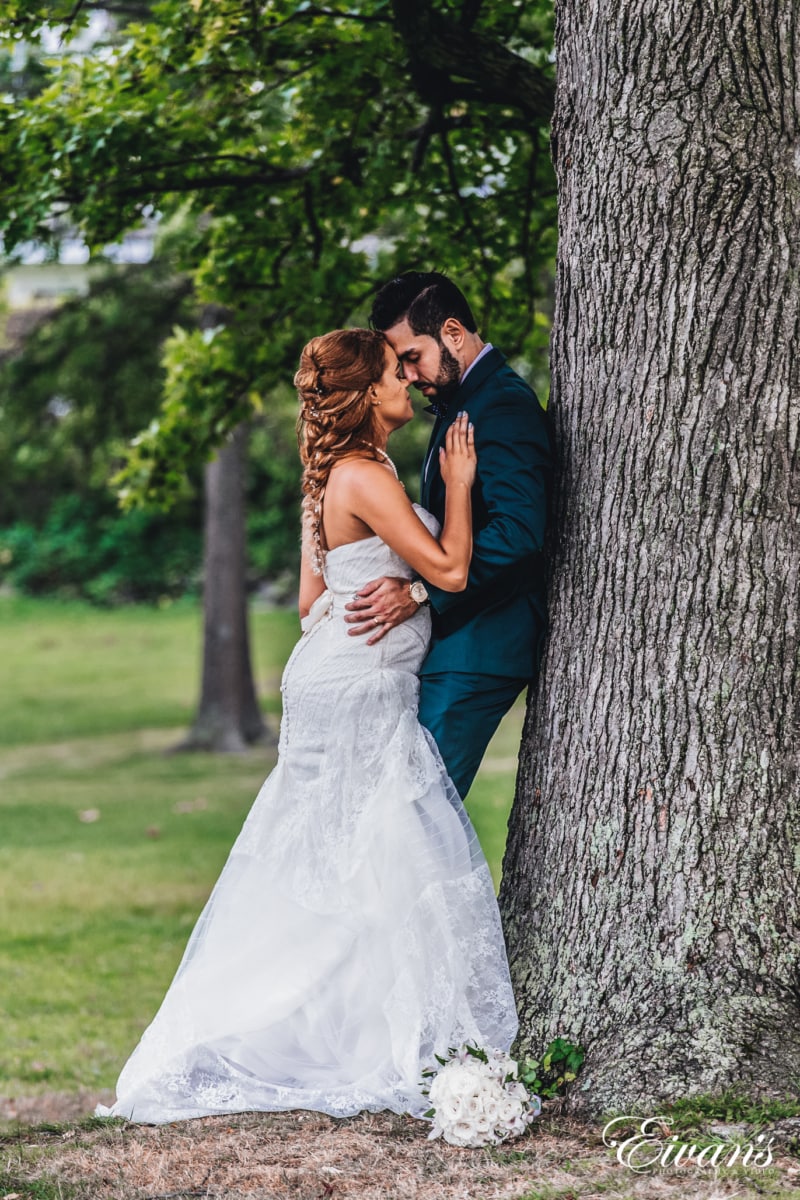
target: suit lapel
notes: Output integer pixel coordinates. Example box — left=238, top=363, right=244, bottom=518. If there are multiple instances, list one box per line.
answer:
left=454, top=347, right=506, bottom=406
left=420, top=349, right=506, bottom=511
left=421, top=414, right=448, bottom=508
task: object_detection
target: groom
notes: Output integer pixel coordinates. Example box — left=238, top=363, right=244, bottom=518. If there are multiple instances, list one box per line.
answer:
left=345, top=271, right=554, bottom=801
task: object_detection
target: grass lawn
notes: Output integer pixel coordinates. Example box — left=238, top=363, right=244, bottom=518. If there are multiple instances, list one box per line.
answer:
left=0, top=595, right=523, bottom=1101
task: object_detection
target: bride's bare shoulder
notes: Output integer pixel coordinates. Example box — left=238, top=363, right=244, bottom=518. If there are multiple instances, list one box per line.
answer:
left=328, top=457, right=399, bottom=492
left=328, top=455, right=381, bottom=474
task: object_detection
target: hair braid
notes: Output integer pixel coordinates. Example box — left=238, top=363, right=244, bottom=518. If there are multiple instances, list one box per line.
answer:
left=294, top=328, right=387, bottom=573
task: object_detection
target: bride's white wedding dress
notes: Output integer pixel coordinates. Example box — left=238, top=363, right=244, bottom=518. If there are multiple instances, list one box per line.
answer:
left=98, top=506, right=518, bottom=1124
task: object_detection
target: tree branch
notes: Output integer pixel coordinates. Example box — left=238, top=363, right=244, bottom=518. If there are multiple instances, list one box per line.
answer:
left=411, top=108, right=440, bottom=173
left=65, top=0, right=86, bottom=24
left=438, top=123, right=485, bottom=258
left=81, top=2, right=154, bottom=14
left=54, top=156, right=312, bottom=204
left=264, top=5, right=392, bottom=32
left=390, top=0, right=554, bottom=123
left=132, top=153, right=309, bottom=176
left=58, top=165, right=308, bottom=204
left=459, top=0, right=484, bottom=29
left=303, top=180, right=323, bottom=267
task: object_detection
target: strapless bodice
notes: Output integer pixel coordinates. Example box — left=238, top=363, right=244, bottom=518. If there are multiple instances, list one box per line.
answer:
left=322, top=504, right=440, bottom=595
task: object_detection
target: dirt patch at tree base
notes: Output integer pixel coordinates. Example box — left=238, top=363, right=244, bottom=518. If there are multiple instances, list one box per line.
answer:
left=1, top=1096, right=799, bottom=1200
left=1, top=1090, right=111, bottom=1130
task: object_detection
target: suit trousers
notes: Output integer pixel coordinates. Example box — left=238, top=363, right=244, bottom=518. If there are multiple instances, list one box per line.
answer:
left=417, top=671, right=529, bottom=801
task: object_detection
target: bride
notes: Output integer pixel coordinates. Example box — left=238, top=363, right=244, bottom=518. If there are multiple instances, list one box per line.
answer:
left=97, top=327, right=518, bottom=1125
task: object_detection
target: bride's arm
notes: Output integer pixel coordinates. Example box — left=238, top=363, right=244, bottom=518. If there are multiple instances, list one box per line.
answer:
left=299, top=553, right=327, bottom=619
left=298, top=509, right=327, bottom=619
left=348, top=415, right=475, bottom=592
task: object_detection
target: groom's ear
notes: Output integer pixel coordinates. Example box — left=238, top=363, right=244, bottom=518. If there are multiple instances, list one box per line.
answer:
left=440, top=318, right=466, bottom=352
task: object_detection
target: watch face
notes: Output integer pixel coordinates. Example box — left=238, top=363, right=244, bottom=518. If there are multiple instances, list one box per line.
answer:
left=410, top=581, right=429, bottom=604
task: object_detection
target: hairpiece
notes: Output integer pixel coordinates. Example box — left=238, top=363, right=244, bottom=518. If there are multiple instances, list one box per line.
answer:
left=309, top=353, right=327, bottom=398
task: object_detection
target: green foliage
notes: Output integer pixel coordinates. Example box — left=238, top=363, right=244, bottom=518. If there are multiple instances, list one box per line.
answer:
left=660, top=1090, right=800, bottom=1132
left=0, top=262, right=206, bottom=601
left=421, top=1036, right=585, bottom=1100
left=0, top=261, right=316, bottom=601
left=0, top=262, right=191, bottom=524
left=0, top=492, right=201, bottom=604
left=0, top=42, right=50, bottom=99
left=0, top=0, right=556, bottom=508
left=246, top=398, right=303, bottom=582
left=0, top=1172, right=77, bottom=1200
left=521, top=1037, right=586, bottom=1099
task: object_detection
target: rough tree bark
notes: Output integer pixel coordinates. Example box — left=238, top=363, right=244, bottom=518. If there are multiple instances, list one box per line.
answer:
left=501, top=0, right=800, bottom=1112
left=182, top=422, right=267, bottom=752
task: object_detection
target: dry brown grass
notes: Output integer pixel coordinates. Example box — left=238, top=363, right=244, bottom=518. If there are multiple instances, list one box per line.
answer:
left=2, top=1094, right=800, bottom=1200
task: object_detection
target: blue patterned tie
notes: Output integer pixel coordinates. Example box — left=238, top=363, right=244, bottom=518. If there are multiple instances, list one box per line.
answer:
left=424, top=399, right=451, bottom=419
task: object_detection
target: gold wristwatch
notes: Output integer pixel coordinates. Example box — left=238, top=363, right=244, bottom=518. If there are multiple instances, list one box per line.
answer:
left=409, top=580, right=429, bottom=606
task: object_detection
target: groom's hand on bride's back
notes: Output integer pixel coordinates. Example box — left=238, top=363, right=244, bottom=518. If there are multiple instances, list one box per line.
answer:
left=345, top=577, right=419, bottom=644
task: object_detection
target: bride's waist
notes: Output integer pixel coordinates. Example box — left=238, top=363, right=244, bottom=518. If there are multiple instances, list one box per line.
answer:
left=326, top=579, right=411, bottom=599
left=301, top=586, right=426, bottom=638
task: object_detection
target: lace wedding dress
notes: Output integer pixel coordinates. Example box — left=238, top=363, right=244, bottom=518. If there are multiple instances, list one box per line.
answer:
left=98, top=506, right=518, bottom=1124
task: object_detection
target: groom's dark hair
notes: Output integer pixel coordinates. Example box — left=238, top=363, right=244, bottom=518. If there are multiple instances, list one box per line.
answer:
left=369, top=271, right=478, bottom=339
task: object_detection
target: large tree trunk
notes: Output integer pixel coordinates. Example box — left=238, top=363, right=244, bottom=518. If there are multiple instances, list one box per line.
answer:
left=501, top=0, right=800, bottom=1113
left=182, top=422, right=267, bottom=752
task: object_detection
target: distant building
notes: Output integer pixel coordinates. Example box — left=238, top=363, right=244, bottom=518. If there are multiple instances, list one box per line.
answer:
left=1, top=226, right=156, bottom=353
left=3, top=226, right=156, bottom=309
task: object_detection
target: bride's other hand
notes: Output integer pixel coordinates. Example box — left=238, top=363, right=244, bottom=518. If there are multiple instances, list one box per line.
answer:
left=439, top=413, right=476, bottom=489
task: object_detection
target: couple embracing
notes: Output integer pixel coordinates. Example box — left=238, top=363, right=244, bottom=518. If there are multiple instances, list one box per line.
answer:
left=99, top=271, right=554, bottom=1126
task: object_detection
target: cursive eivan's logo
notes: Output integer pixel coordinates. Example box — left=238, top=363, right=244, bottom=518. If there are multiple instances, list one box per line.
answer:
left=602, top=1115, right=775, bottom=1172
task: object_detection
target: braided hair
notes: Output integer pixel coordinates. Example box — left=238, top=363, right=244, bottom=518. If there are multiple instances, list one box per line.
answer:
left=294, top=328, right=387, bottom=573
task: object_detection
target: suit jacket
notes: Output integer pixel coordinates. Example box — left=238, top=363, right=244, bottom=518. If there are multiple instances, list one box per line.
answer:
left=419, top=348, right=554, bottom=680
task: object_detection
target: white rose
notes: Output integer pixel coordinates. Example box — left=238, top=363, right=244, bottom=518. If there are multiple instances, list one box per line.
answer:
left=439, top=1095, right=461, bottom=1123
left=429, top=1067, right=464, bottom=1104
left=444, top=1119, right=481, bottom=1147
left=450, top=1063, right=487, bottom=1096
left=487, top=1050, right=515, bottom=1075
left=459, top=1060, right=486, bottom=1080
left=498, top=1096, right=522, bottom=1124
left=488, top=1077, right=510, bottom=1101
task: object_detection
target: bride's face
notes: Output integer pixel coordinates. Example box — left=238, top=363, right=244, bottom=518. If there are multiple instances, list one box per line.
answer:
left=371, top=344, right=414, bottom=434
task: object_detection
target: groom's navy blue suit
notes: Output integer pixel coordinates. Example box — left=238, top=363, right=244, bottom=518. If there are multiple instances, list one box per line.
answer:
left=417, top=347, right=553, bottom=800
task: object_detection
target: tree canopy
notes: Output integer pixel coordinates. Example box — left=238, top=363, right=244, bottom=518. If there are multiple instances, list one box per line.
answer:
left=0, top=0, right=556, bottom=505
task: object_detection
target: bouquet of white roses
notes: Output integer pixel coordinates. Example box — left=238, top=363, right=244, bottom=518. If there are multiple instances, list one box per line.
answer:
left=422, top=1043, right=541, bottom=1148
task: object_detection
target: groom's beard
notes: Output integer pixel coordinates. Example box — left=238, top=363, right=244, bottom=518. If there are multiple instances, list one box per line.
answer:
left=416, top=342, right=461, bottom=404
